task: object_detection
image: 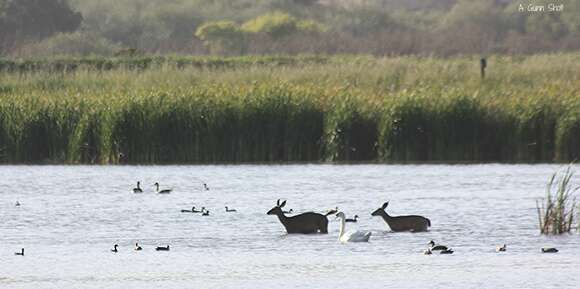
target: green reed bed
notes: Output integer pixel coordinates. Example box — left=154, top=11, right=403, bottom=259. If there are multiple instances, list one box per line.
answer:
left=0, top=54, right=578, bottom=164
left=0, top=55, right=329, bottom=74
left=537, top=165, right=578, bottom=235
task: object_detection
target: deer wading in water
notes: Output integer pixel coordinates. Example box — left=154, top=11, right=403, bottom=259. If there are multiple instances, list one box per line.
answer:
left=371, top=201, right=431, bottom=232
left=267, top=199, right=333, bottom=234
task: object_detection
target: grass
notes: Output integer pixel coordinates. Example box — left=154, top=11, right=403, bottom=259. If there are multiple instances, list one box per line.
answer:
left=0, top=53, right=579, bottom=164
left=537, top=165, right=579, bottom=235
left=0, top=55, right=329, bottom=73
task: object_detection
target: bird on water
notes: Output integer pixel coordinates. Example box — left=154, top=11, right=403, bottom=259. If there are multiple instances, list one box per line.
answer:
left=542, top=247, right=558, bottom=253
left=133, top=182, right=143, bottom=193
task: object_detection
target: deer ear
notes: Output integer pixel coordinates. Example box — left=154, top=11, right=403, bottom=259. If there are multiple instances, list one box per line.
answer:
left=280, top=200, right=287, bottom=208
left=382, top=201, right=389, bottom=209
left=277, top=199, right=280, bottom=206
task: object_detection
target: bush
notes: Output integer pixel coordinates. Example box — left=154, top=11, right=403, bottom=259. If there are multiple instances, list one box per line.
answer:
left=242, top=12, right=299, bottom=38
left=0, top=0, right=82, bottom=43
left=15, top=32, right=121, bottom=57
left=242, top=12, right=325, bottom=39
left=194, top=21, right=246, bottom=54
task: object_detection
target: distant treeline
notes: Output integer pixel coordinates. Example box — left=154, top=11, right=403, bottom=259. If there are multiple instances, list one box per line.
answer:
left=1, top=0, right=579, bottom=57
left=0, top=54, right=578, bottom=164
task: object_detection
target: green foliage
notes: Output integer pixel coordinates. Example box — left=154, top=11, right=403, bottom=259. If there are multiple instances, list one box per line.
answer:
left=0, top=55, right=329, bottom=73
left=0, top=0, right=82, bottom=52
left=17, top=32, right=121, bottom=57
left=296, top=20, right=327, bottom=33
left=333, top=7, right=399, bottom=35
left=242, top=12, right=298, bottom=38
left=3, top=0, right=580, bottom=56
left=241, top=12, right=324, bottom=38
left=195, top=21, right=245, bottom=54
left=442, top=0, right=503, bottom=29
left=537, top=165, right=578, bottom=234
left=0, top=54, right=579, bottom=164
left=195, top=21, right=242, bottom=41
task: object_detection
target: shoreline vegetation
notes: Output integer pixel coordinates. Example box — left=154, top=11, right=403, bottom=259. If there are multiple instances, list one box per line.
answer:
left=0, top=54, right=579, bottom=164
left=537, top=165, right=578, bottom=235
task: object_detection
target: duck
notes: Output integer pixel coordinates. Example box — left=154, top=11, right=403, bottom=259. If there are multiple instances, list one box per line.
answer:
left=428, top=240, right=449, bottom=251
left=134, top=243, right=142, bottom=251
left=282, top=208, right=293, bottom=214
left=111, top=244, right=118, bottom=253
left=181, top=206, right=197, bottom=213
left=133, top=181, right=143, bottom=193
left=541, top=247, right=558, bottom=253
left=203, top=183, right=210, bottom=191
left=14, top=248, right=24, bottom=256
left=225, top=206, right=237, bottom=212
left=440, top=248, right=454, bottom=254
left=496, top=244, right=506, bottom=252
left=201, top=209, right=210, bottom=216
left=326, top=207, right=339, bottom=215
left=15, top=201, right=21, bottom=207
left=154, top=182, right=172, bottom=194
left=335, top=212, right=371, bottom=243
left=345, top=215, right=359, bottom=223
left=156, top=245, right=170, bottom=251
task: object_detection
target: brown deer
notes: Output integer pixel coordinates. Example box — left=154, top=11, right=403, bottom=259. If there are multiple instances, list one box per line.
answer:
left=371, top=201, right=430, bottom=232
left=267, top=199, right=331, bottom=234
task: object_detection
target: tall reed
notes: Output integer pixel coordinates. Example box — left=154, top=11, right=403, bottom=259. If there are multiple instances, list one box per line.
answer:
left=0, top=54, right=578, bottom=164
left=537, top=165, right=578, bottom=234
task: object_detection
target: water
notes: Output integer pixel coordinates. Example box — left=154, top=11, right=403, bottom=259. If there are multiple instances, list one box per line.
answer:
left=1, top=164, right=579, bottom=288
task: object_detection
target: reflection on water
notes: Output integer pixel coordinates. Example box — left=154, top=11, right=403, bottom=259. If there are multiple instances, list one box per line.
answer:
left=1, top=164, right=579, bottom=288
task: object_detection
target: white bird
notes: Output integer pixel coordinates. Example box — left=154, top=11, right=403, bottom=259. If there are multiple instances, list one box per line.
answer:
left=542, top=247, right=558, bottom=253
left=335, top=212, right=371, bottom=243
left=282, top=208, right=293, bottom=214
left=496, top=244, right=506, bottom=252
left=154, top=182, right=172, bottom=194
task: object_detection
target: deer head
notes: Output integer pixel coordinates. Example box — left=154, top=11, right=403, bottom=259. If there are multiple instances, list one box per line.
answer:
left=267, top=199, right=287, bottom=215
left=371, top=201, right=389, bottom=216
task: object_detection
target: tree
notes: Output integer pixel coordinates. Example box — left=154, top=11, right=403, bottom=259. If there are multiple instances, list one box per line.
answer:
left=195, top=21, right=245, bottom=55
left=241, top=12, right=325, bottom=39
left=438, top=0, right=507, bottom=53
left=242, top=12, right=299, bottom=39
left=0, top=0, right=82, bottom=52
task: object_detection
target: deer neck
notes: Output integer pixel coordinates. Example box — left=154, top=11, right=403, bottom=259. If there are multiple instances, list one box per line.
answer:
left=276, top=212, right=289, bottom=225
left=380, top=210, right=392, bottom=223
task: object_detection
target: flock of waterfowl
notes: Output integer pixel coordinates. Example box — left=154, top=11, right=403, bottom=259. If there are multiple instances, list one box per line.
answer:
left=110, top=243, right=169, bottom=253
left=13, top=243, right=173, bottom=255
left=10, top=183, right=561, bottom=257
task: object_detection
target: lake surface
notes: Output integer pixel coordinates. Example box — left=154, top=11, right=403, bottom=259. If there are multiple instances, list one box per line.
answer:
left=1, top=164, right=579, bottom=288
